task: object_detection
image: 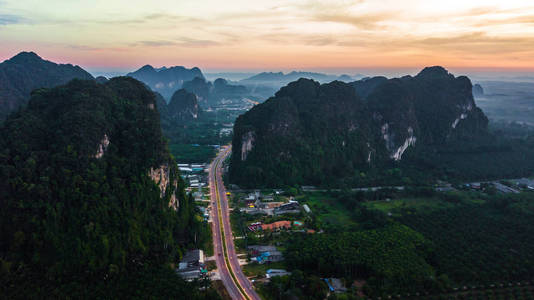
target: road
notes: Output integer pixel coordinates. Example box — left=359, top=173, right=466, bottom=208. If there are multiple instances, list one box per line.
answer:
left=210, top=146, right=261, bottom=300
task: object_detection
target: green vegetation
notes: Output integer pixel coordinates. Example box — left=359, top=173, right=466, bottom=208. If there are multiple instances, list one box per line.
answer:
left=242, top=261, right=286, bottom=278
left=256, top=188, right=534, bottom=298
left=361, top=194, right=483, bottom=217
left=399, top=193, right=534, bottom=286
left=169, top=143, right=216, bottom=163
left=257, top=270, right=329, bottom=300
left=0, top=78, right=216, bottom=298
left=161, top=108, right=240, bottom=163
left=297, top=192, right=358, bottom=228
left=284, top=223, right=437, bottom=297
left=230, top=68, right=534, bottom=189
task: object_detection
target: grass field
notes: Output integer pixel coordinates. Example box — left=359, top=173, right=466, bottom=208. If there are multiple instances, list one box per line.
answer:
left=362, top=192, right=488, bottom=216
left=298, top=192, right=358, bottom=227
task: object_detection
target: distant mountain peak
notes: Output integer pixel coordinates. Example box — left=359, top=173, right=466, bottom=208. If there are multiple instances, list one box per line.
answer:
left=138, top=64, right=155, bottom=72
left=126, top=64, right=204, bottom=100
left=214, top=78, right=228, bottom=85
left=9, top=51, right=43, bottom=63
left=416, top=66, right=451, bottom=79
left=0, top=51, right=94, bottom=118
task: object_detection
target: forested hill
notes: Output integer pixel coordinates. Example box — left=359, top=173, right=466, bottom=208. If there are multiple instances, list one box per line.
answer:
left=0, top=77, right=211, bottom=298
left=0, top=51, right=94, bottom=119
left=230, top=66, right=490, bottom=188
left=127, top=64, right=204, bottom=100
left=161, top=88, right=201, bottom=124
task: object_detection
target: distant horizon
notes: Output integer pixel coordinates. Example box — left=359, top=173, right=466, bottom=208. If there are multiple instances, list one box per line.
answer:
left=2, top=0, right=534, bottom=73
left=2, top=50, right=533, bottom=83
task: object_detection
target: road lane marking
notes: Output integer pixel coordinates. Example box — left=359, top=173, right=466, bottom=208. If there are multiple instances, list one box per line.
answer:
left=212, top=150, right=250, bottom=300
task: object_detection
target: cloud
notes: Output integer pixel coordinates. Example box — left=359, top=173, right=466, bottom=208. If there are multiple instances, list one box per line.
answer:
left=0, top=14, right=22, bottom=25
left=133, top=37, right=220, bottom=48
left=474, top=14, right=534, bottom=27
left=66, top=45, right=101, bottom=51
left=348, top=32, right=534, bottom=57
left=414, top=32, right=534, bottom=54
left=296, top=0, right=366, bottom=13
left=257, top=32, right=338, bottom=47
left=137, top=40, right=177, bottom=47
left=464, top=6, right=500, bottom=16
left=312, top=12, right=395, bottom=30
left=175, top=37, right=220, bottom=47
left=301, top=36, right=337, bottom=46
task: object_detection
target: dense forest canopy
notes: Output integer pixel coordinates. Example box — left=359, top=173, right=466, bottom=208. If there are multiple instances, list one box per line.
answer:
left=230, top=67, right=534, bottom=188
left=279, top=189, right=534, bottom=298
left=0, top=77, right=212, bottom=298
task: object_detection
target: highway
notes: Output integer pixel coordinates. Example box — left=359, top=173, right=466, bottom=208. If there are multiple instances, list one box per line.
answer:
left=210, top=146, right=261, bottom=300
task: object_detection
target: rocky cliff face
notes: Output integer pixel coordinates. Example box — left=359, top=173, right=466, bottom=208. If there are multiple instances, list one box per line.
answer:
left=94, top=134, right=110, bottom=159
left=0, top=51, right=94, bottom=119
left=149, top=164, right=179, bottom=210
left=230, top=67, right=489, bottom=187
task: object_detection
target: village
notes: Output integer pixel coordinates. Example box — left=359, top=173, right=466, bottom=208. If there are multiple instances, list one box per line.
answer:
left=173, top=155, right=534, bottom=298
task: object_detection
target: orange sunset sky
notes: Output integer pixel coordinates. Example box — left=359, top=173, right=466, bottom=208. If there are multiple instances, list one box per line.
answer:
left=0, top=0, right=533, bottom=73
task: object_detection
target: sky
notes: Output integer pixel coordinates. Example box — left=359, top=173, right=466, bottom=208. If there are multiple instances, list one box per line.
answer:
left=0, top=0, right=533, bottom=74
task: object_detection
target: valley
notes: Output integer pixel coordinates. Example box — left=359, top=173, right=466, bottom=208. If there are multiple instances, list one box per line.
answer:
left=1, top=52, right=534, bottom=300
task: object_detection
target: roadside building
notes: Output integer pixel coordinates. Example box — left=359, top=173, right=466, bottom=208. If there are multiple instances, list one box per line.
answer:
left=248, top=245, right=277, bottom=254
left=244, top=194, right=256, bottom=206
left=260, top=202, right=283, bottom=209
left=514, top=178, right=534, bottom=190
left=253, top=251, right=283, bottom=264
left=274, top=201, right=300, bottom=215
left=261, top=195, right=274, bottom=201
left=176, top=250, right=206, bottom=281
left=266, top=269, right=291, bottom=279
left=248, top=245, right=284, bottom=264
left=493, top=182, right=520, bottom=194
left=241, top=207, right=269, bottom=215
left=261, top=221, right=291, bottom=231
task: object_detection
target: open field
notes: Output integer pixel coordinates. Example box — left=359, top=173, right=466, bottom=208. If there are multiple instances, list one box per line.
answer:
left=364, top=196, right=455, bottom=215
left=363, top=195, right=485, bottom=217
left=297, top=192, right=358, bottom=228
